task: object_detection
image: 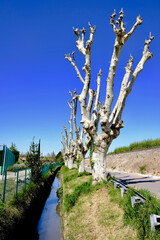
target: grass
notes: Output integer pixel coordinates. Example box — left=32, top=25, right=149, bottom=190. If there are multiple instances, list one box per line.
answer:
left=139, top=165, right=147, bottom=174
left=59, top=166, right=160, bottom=239
left=59, top=166, right=138, bottom=239
left=0, top=170, right=31, bottom=203
left=0, top=166, right=60, bottom=240
left=109, top=138, right=160, bottom=154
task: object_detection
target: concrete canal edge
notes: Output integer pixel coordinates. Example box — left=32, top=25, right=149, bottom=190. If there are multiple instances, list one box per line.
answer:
left=0, top=166, right=61, bottom=240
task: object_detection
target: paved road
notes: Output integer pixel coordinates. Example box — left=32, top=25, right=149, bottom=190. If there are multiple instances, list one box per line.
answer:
left=85, top=167, right=160, bottom=197
left=110, top=171, right=160, bottom=197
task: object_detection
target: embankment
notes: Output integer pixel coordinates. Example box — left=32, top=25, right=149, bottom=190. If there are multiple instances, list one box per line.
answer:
left=107, top=147, right=160, bottom=175
left=0, top=166, right=61, bottom=240
left=85, top=147, right=160, bottom=176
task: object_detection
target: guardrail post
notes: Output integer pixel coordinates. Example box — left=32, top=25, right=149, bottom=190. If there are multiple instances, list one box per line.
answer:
left=131, top=195, right=145, bottom=208
left=2, top=170, right=7, bottom=203
left=121, top=187, right=127, bottom=198
left=150, top=214, right=160, bottom=231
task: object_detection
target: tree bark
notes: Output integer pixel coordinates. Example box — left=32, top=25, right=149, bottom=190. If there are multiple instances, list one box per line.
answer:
left=92, top=151, right=106, bottom=183
left=68, top=155, right=74, bottom=169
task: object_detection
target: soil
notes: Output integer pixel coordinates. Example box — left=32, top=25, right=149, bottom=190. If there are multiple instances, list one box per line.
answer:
left=85, top=147, right=160, bottom=176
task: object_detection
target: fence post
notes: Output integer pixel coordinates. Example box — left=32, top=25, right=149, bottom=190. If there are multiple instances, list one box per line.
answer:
left=2, top=170, right=7, bottom=203
left=16, top=169, right=19, bottom=195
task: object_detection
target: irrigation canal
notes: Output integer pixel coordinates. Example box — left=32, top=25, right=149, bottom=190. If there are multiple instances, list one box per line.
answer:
left=37, top=176, right=62, bottom=240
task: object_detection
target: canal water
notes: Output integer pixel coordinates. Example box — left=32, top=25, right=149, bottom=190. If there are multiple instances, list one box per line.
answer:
left=37, top=176, right=62, bottom=240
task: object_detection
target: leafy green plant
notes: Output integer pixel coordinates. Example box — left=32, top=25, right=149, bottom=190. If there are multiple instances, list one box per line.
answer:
left=26, top=138, right=42, bottom=183
left=139, top=165, right=147, bottom=174
left=57, top=186, right=63, bottom=199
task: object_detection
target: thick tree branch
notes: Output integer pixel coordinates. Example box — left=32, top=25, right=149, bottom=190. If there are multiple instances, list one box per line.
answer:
left=86, top=89, right=95, bottom=119
left=73, top=27, right=86, bottom=55
left=110, top=33, right=154, bottom=125
left=124, top=15, right=143, bottom=42
left=105, top=9, right=143, bottom=119
left=92, top=69, right=102, bottom=121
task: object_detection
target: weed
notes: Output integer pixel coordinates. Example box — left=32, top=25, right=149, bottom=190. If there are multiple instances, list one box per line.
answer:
left=139, top=165, right=146, bottom=174
left=57, top=186, right=63, bottom=199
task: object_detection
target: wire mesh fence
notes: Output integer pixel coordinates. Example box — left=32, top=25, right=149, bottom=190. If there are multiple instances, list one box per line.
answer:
left=0, top=168, right=32, bottom=203
left=0, top=163, right=60, bottom=203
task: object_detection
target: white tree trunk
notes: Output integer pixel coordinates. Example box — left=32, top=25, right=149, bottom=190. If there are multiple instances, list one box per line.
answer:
left=92, top=151, right=106, bottom=183
left=68, top=156, right=74, bottom=169
left=65, top=160, right=68, bottom=167
left=78, top=158, right=85, bottom=173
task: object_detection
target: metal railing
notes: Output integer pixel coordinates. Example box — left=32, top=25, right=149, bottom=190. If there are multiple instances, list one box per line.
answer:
left=109, top=176, right=160, bottom=232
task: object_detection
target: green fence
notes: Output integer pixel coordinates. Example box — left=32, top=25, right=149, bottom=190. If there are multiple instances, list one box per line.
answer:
left=0, top=163, right=60, bottom=203
left=0, top=168, right=32, bottom=203
left=0, top=145, right=15, bottom=175
left=42, top=163, right=60, bottom=176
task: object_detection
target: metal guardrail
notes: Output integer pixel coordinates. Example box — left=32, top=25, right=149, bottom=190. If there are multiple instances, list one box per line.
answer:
left=109, top=176, right=160, bottom=232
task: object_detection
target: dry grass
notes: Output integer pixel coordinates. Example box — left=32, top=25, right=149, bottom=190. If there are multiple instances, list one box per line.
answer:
left=64, top=187, right=137, bottom=240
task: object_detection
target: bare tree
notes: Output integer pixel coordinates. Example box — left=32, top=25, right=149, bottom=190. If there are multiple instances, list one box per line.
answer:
left=65, top=9, right=153, bottom=182
left=61, top=129, right=69, bottom=167
left=69, top=90, right=90, bottom=173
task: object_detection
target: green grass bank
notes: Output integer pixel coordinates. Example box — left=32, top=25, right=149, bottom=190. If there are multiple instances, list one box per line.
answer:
left=109, top=138, right=160, bottom=154
left=58, top=166, right=160, bottom=240
left=0, top=166, right=61, bottom=240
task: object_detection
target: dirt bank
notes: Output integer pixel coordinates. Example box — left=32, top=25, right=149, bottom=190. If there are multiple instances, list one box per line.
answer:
left=85, top=147, right=160, bottom=176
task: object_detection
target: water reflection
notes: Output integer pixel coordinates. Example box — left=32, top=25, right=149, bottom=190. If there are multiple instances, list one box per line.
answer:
left=37, top=177, right=62, bottom=240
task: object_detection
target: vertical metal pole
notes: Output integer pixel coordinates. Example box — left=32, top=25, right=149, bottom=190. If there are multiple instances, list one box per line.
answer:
left=2, top=170, right=7, bottom=203
left=2, top=146, right=7, bottom=179
left=16, top=170, right=19, bottom=195
left=24, top=168, right=27, bottom=189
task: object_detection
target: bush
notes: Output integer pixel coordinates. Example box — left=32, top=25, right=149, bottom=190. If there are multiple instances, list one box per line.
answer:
left=57, top=186, right=63, bottom=199
left=7, top=163, right=26, bottom=171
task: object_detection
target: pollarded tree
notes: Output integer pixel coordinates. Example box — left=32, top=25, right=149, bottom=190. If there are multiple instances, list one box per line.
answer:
left=69, top=84, right=101, bottom=173
left=65, top=9, right=154, bottom=183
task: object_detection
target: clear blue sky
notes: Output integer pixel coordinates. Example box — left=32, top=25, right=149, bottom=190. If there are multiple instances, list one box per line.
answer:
left=0, top=0, right=159, bottom=155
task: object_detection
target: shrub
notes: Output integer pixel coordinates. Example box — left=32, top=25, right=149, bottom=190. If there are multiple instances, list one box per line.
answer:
left=57, top=186, right=63, bottom=199
left=139, top=165, right=146, bottom=174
